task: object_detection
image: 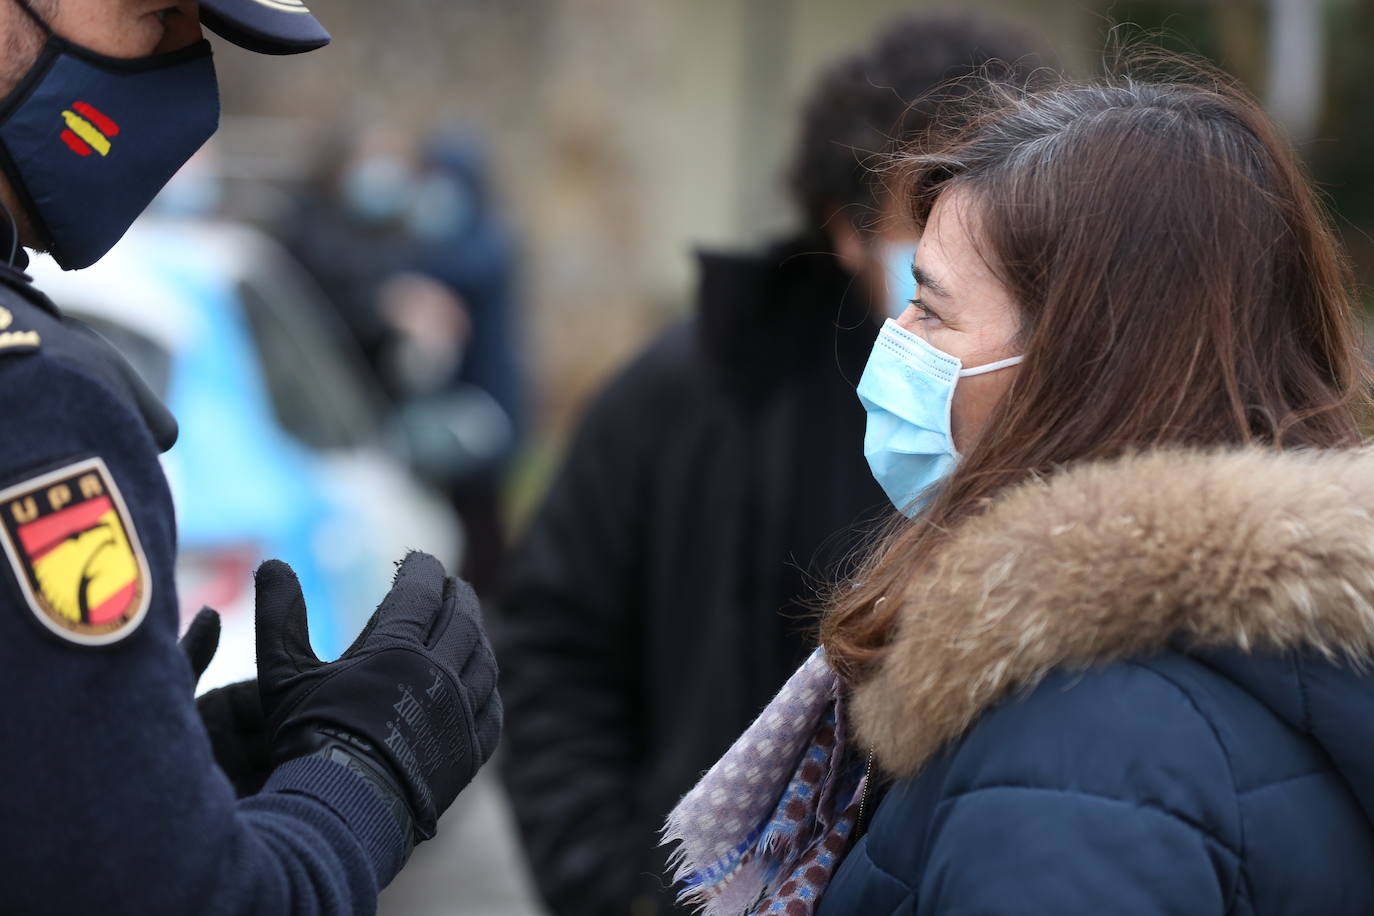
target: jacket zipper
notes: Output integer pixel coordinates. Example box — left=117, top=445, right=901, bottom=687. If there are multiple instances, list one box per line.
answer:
left=854, top=750, right=876, bottom=836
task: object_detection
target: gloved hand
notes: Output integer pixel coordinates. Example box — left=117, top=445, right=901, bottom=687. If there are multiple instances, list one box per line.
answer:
left=197, top=679, right=273, bottom=797
left=181, top=609, right=276, bottom=796
left=255, top=552, right=501, bottom=842
left=180, top=608, right=274, bottom=795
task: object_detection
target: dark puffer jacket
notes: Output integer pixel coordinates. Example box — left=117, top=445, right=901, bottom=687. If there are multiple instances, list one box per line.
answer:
left=819, top=448, right=1374, bottom=915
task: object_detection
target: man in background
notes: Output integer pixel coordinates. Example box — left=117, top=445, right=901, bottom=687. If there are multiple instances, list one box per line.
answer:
left=500, top=11, right=1056, bottom=915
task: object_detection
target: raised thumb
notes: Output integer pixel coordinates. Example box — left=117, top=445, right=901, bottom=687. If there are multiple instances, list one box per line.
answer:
left=180, top=605, right=222, bottom=682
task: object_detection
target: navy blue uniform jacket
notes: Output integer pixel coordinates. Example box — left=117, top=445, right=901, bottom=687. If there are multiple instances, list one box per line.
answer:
left=0, top=262, right=407, bottom=913
left=817, top=449, right=1374, bottom=915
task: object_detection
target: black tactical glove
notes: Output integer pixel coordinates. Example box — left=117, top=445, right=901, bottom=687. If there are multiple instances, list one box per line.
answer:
left=197, top=679, right=274, bottom=797
left=181, top=609, right=275, bottom=797
left=255, top=552, right=502, bottom=843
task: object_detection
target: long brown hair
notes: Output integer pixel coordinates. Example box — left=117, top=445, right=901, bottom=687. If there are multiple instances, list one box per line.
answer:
left=822, top=60, right=1367, bottom=684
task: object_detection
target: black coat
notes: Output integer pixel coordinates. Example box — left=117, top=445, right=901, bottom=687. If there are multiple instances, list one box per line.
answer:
left=499, top=235, right=889, bottom=915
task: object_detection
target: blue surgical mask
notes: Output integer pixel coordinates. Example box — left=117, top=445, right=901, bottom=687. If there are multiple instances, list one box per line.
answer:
left=857, top=318, right=1023, bottom=516
left=879, top=241, right=920, bottom=319
left=343, top=154, right=416, bottom=224
left=0, top=2, right=220, bottom=269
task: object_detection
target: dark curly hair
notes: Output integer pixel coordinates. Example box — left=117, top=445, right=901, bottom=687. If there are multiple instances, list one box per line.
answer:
left=788, top=10, right=1057, bottom=229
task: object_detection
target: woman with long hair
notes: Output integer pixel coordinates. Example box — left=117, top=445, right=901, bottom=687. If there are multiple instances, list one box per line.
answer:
left=665, top=59, right=1374, bottom=915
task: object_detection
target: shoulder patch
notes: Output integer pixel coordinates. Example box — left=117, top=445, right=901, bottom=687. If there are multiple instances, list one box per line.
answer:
left=0, top=458, right=150, bottom=645
left=0, top=305, right=40, bottom=354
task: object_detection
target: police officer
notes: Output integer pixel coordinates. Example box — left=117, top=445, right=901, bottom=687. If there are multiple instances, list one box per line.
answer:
left=0, top=1, right=501, bottom=913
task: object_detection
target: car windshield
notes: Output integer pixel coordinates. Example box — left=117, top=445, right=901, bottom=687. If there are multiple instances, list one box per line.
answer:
left=234, top=256, right=383, bottom=452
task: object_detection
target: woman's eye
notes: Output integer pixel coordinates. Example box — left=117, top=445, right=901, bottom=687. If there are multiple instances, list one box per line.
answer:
left=909, top=298, right=939, bottom=322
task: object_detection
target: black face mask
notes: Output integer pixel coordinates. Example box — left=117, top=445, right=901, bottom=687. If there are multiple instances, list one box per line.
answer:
left=0, top=1, right=220, bottom=269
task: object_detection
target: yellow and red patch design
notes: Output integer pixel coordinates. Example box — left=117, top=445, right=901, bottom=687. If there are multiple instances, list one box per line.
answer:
left=0, top=458, right=150, bottom=645
left=59, top=101, right=120, bottom=158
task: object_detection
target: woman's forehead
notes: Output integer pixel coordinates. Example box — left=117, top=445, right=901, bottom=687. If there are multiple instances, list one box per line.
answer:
left=917, top=189, right=996, bottom=293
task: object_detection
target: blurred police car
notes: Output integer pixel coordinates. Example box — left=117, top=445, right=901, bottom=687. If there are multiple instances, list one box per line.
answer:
left=29, top=219, right=463, bottom=690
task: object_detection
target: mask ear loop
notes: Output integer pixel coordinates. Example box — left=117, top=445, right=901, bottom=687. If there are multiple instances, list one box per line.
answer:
left=11, top=0, right=54, bottom=36
left=958, top=355, right=1024, bottom=378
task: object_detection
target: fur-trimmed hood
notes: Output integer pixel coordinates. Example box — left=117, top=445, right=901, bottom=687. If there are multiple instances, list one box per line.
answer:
left=853, top=447, right=1374, bottom=795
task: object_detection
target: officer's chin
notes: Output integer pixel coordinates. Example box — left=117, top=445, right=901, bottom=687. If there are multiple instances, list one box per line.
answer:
left=0, top=190, right=43, bottom=258
left=12, top=214, right=48, bottom=260
left=26, top=224, right=51, bottom=256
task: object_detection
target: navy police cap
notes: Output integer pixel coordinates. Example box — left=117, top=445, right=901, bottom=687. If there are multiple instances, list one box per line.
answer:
left=199, top=0, right=331, bottom=55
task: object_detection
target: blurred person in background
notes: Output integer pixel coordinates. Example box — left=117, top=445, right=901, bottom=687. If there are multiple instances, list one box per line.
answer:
left=666, top=61, right=1374, bottom=916
left=280, top=127, right=523, bottom=592
left=499, top=11, right=1055, bottom=915
left=397, top=131, right=524, bottom=595
left=0, top=0, right=500, bottom=913
left=280, top=124, right=421, bottom=375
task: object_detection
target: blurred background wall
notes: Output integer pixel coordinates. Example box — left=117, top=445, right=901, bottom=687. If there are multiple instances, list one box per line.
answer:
left=205, top=0, right=1374, bottom=517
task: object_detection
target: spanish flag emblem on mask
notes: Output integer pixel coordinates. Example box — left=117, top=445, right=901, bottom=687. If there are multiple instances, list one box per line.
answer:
left=0, top=458, right=150, bottom=645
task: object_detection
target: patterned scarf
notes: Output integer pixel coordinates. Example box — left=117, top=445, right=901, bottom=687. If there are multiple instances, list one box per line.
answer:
left=662, top=649, right=867, bottom=916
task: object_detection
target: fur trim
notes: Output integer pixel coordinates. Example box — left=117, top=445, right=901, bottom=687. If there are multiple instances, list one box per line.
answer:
left=853, top=447, right=1374, bottom=779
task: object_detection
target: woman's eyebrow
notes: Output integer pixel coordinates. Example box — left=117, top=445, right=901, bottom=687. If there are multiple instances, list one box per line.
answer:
left=911, top=264, right=951, bottom=298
